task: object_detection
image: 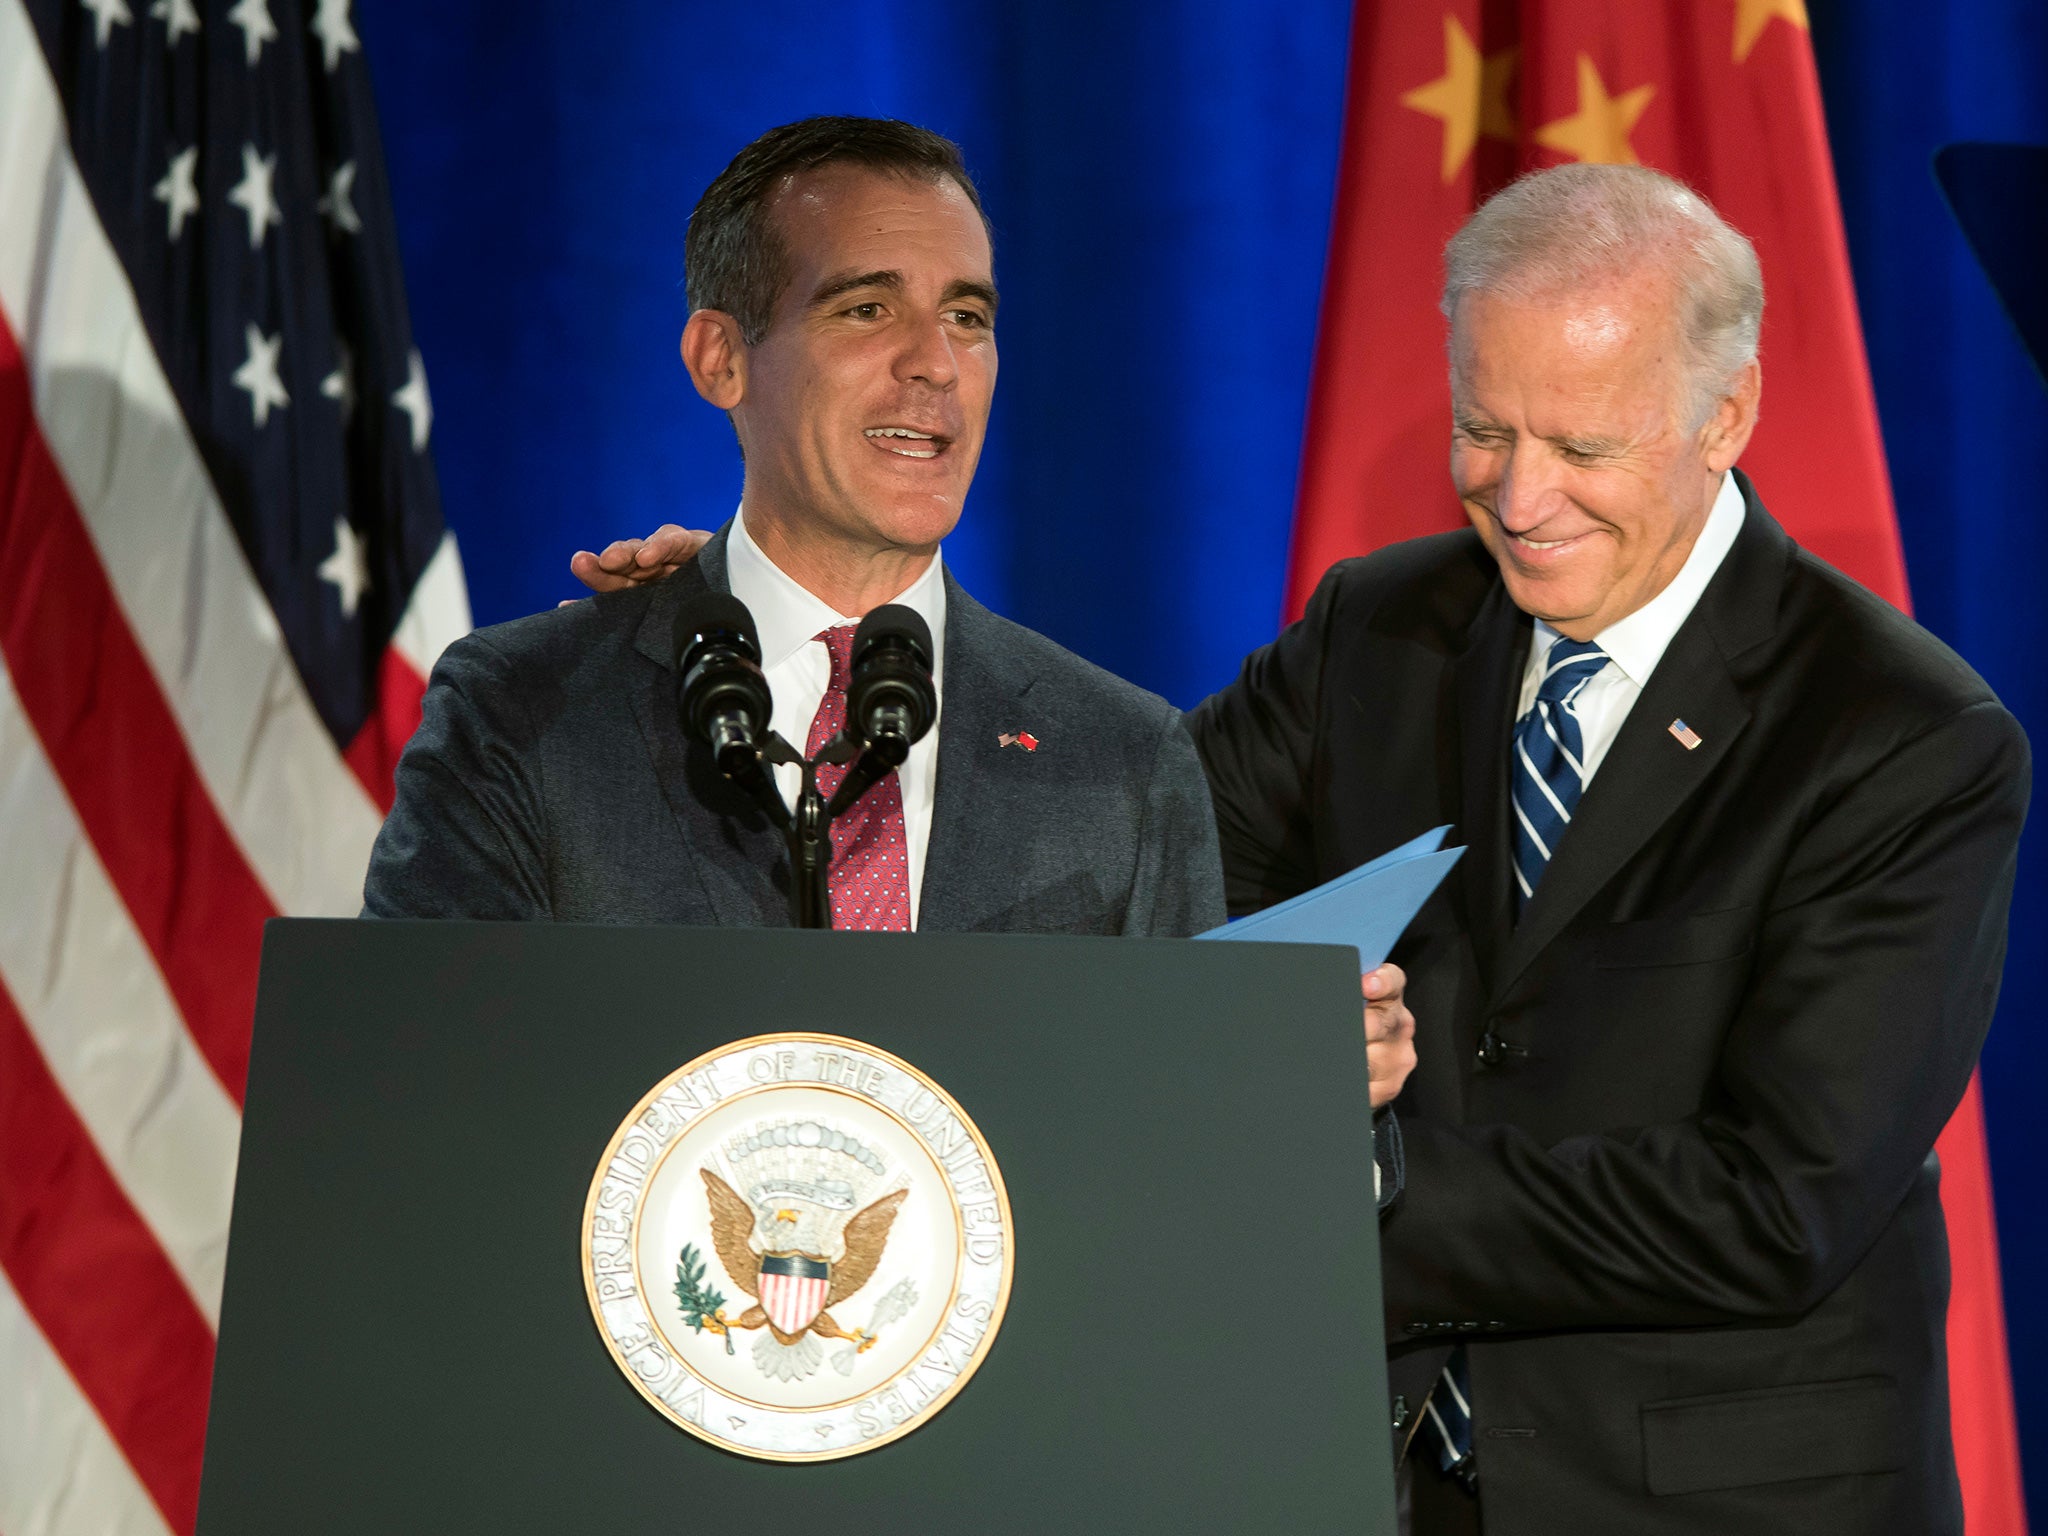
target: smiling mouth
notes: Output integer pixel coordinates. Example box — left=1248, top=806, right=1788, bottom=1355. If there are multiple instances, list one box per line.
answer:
left=864, top=426, right=952, bottom=460
left=1507, top=529, right=1594, bottom=559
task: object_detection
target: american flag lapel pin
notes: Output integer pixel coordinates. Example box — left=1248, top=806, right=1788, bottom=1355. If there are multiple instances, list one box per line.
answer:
left=1668, top=718, right=1703, bottom=751
left=997, top=730, right=1039, bottom=752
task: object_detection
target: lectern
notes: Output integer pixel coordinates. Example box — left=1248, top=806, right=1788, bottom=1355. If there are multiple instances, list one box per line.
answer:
left=197, top=920, right=1396, bottom=1533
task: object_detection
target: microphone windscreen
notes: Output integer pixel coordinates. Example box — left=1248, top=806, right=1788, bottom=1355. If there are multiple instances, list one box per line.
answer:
left=852, top=603, right=933, bottom=668
left=673, top=590, right=759, bottom=667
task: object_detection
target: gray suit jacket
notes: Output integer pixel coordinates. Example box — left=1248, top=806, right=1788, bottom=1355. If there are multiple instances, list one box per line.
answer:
left=364, top=526, right=1225, bottom=937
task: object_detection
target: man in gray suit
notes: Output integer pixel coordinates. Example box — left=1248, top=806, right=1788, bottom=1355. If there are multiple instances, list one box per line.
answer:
left=365, top=118, right=1239, bottom=951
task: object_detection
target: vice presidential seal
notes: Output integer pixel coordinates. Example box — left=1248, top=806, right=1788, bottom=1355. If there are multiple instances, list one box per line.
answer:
left=581, top=1034, right=1013, bottom=1461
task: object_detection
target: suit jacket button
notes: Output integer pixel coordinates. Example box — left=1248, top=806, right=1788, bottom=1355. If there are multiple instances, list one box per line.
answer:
left=1405, top=1322, right=1430, bottom=1335
left=1392, top=1395, right=1411, bottom=1429
left=1486, top=1321, right=1507, bottom=1331
left=1477, top=1031, right=1506, bottom=1067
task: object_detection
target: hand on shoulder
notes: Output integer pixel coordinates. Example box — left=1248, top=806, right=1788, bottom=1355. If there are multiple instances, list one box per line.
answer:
left=563, top=524, right=711, bottom=601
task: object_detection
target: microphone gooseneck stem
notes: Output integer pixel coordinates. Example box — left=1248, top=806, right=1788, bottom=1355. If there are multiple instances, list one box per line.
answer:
left=789, top=762, right=833, bottom=929
left=760, top=732, right=841, bottom=928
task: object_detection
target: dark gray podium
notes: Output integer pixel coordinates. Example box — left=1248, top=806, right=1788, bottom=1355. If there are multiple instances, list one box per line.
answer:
left=197, top=921, right=1395, bottom=1533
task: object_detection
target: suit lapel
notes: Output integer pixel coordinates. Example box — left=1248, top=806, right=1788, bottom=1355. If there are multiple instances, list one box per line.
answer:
left=918, top=576, right=1036, bottom=934
left=626, top=523, right=787, bottom=927
left=1491, top=478, right=1785, bottom=1001
left=1452, top=582, right=1531, bottom=995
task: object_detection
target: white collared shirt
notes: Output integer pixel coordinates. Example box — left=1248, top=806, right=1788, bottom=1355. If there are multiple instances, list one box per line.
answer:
left=1517, top=471, right=1746, bottom=786
left=725, top=508, right=947, bottom=928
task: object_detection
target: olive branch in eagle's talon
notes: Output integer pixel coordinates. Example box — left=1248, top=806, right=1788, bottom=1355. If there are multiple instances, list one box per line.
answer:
left=674, top=1243, right=734, bottom=1355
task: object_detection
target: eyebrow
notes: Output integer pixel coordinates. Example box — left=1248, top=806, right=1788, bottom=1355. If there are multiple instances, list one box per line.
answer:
left=1548, top=433, right=1629, bottom=455
left=1452, top=415, right=1628, bottom=456
left=941, top=278, right=1000, bottom=314
left=810, top=268, right=903, bottom=306
left=807, top=268, right=1000, bottom=315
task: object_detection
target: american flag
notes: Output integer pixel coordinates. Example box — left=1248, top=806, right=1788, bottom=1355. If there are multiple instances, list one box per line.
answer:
left=0, top=1, right=467, bottom=1530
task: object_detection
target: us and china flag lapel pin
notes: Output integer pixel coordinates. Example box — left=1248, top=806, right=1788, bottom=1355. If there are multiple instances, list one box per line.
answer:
left=997, top=731, right=1039, bottom=752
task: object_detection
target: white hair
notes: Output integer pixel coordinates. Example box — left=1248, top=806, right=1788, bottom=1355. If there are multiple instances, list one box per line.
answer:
left=1442, top=164, right=1764, bottom=428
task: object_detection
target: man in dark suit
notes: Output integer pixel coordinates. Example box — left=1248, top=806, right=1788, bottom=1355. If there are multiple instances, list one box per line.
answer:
left=1186, top=166, right=2030, bottom=1533
left=365, top=516, right=1222, bottom=936
left=365, top=117, right=1232, bottom=946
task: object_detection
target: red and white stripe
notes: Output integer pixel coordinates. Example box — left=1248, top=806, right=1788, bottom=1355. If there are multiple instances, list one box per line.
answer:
left=759, top=1270, right=830, bottom=1337
left=0, top=3, right=468, bottom=1530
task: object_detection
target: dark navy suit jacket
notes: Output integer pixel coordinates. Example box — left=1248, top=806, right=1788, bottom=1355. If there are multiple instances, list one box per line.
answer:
left=365, top=525, right=1225, bottom=938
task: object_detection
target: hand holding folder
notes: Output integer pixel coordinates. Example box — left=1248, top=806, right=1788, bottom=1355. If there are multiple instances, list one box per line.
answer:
left=1194, top=826, right=1463, bottom=969
left=1197, top=829, right=1462, bottom=1112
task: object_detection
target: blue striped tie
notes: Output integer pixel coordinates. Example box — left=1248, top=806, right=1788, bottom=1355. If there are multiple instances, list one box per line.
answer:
left=1418, top=638, right=1610, bottom=1493
left=1510, top=638, right=1610, bottom=910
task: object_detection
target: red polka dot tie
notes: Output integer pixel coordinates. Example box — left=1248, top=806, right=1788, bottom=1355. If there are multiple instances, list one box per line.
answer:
left=805, top=625, right=911, bottom=931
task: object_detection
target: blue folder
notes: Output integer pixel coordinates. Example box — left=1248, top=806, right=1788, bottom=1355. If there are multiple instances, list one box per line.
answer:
left=1194, top=827, right=1463, bottom=970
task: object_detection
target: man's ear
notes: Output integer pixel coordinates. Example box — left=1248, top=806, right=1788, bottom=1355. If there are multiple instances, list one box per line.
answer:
left=1700, top=358, right=1761, bottom=473
left=681, top=310, right=747, bottom=410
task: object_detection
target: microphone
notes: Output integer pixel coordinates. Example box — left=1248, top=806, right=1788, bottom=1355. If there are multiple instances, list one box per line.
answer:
left=827, top=604, right=937, bottom=817
left=673, top=591, right=773, bottom=783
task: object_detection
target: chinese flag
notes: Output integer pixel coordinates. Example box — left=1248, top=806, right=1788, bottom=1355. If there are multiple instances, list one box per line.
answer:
left=1288, top=3, right=2027, bottom=1531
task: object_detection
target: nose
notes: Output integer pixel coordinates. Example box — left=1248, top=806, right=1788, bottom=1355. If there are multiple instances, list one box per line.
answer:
left=894, top=317, right=959, bottom=391
left=1496, top=441, right=1569, bottom=534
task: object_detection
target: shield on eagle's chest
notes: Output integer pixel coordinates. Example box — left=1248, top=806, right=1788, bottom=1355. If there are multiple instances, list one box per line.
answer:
left=758, top=1255, right=830, bottom=1335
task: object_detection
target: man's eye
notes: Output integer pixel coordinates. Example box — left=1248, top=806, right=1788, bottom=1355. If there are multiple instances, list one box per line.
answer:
left=847, top=302, right=883, bottom=320
left=947, top=309, right=989, bottom=330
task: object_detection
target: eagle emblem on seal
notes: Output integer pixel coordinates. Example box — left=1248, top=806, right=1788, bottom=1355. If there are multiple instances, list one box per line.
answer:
left=673, top=1118, right=914, bottom=1382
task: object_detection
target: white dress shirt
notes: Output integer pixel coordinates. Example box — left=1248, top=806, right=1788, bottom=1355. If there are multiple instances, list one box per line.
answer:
left=725, top=508, right=947, bottom=928
left=1516, top=471, right=1746, bottom=786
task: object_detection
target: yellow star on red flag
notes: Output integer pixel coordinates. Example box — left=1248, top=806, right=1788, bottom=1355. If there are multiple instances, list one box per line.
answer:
left=1733, top=0, right=1809, bottom=62
left=1399, top=15, right=1519, bottom=183
left=1533, top=54, right=1655, bottom=166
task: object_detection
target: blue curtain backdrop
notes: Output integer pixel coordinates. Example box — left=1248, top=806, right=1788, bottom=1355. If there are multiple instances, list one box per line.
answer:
left=355, top=0, right=1351, bottom=704
left=1809, top=1, right=2048, bottom=1519
left=359, top=0, right=2045, bottom=1514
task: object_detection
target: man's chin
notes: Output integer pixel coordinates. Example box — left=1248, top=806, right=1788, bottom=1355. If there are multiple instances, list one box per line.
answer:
left=858, top=489, right=968, bottom=551
left=1497, top=565, right=1605, bottom=632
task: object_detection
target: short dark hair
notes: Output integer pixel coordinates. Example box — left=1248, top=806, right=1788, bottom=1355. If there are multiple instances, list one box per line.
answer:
left=685, top=116, right=990, bottom=346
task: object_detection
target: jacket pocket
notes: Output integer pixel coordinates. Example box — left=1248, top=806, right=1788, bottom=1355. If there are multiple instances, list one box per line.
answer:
left=1595, top=905, right=1753, bottom=969
left=1641, top=1376, right=1907, bottom=1496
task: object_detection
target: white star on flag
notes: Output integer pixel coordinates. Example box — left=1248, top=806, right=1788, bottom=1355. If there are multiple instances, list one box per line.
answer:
left=391, top=348, right=432, bottom=451
left=232, top=323, right=289, bottom=427
left=153, top=145, right=199, bottom=241
left=227, top=143, right=282, bottom=249
left=147, top=0, right=198, bottom=43
left=81, top=0, right=132, bottom=48
left=317, top=161, right=361, bottom=236
left=320, top=337, right=355, bottom=423
left=310, top=0, right=360, bottom=71
left=226, top=0, right=275, bottom=64
left=317, top=516, right=371, bottom=617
